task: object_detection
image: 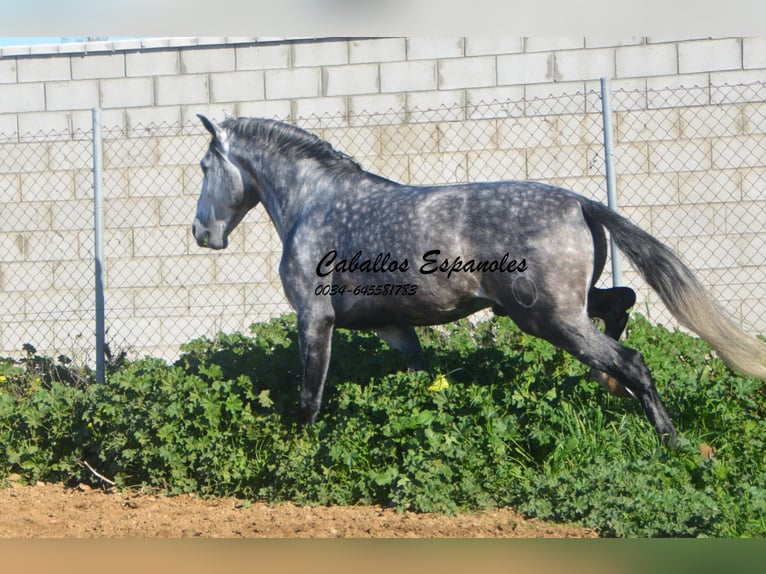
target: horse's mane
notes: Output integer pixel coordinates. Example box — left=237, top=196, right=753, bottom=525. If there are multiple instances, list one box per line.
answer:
left=221, top=117, right=363, bottom=173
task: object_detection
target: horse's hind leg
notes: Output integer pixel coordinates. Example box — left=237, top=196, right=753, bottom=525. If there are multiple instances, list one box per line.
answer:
left=587, top=286, right=636, bottom=397
left=519, top=312, right=678, bottom=447
left=376, top=326, right=426, bottom=370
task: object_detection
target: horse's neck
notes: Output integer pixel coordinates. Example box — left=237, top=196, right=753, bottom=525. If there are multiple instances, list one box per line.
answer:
left=237, top=144, right=399, bottom=242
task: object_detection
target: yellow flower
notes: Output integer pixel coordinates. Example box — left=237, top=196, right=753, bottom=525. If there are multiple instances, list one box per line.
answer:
left=427, top=374, right=450, bottom=392
left=0, top=375, right=6, bottom=382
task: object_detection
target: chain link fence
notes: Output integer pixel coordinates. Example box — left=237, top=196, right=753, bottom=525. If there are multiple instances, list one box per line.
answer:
left=1, top=80, right=764, bottom=365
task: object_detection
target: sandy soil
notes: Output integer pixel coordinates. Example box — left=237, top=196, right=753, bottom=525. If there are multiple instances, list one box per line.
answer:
left=0, top=478, right=596, bottom=538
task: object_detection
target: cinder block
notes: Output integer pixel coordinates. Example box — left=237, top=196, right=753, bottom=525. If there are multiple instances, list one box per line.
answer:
left=18, top=111, right=71, bottom=137
left=676, top=235, right=740, bottom=269
left=294, top=97, right=347, bottom=125
left=349, top=38, right=406, bottom=63
left=107, top=257, right=163, bottom=288
left=324, top=64, right=379, bottom=96
left=438, top=56, right=496, bottom=90
left=3, top=261, right=53, bottom=291
left=20, top=170, right=75, bottom=203
left=133, top=225, right=188, bottom=257
left=465, top=86, right=525, bottom=119
left=72, top=53, right=125, bottom=79
left=409, top=152, right=467, bottom=185
left=525, top=83, right=587, bottom=116
left=349, top=94, right=406, bottom=126
left=72, top=108, right=125, bottom=135
left=744, top=38, right=766, bottom=69
left=161, top=315, right=218, bottom=348
left=100, top=77, right=155, bottom=109
left=235, top=44, right=291, bottom=70
left=381, top=60, right=437, bottom=93
left=265, top=67, right=321, bottom=99
left=156, top=75, right=209, bottom=106
left=0, top=114, right=18, bottom=137
left=161, top=254, right=216, bottom=286
left=588, top=78, right=646, bottom=112
left=215, top=253, right=279, bottom=283
left=380, top=123, right=440, bottom=156
left=127, top=166, right=184, bottom=198
left=616, top=43, right=677, bottom=78
left=616, top=108, right=681, bottom=142
left=680, top=105, right=743, bottom=139
left=97, top=228, right=133, bottom=259
left=650, top=204, right=723, bottom=239
left=0, top=173, right=20, bottom=202
left=210, top=70, right=265, bottom=103
left=126, top=50, right=179, bottom=77
left=156, top=134, right=209, bottom=167
left=17, top=56, right=70, bottom=82
left=723, top=200, right=766, bottom=234
left=647, top=74, right=710, bottom=108
left=497, top=52, right=553, bottom=86
left=406, top=37, right=463, bottom=60
left=49, top=199, right=92, bottom=231
left=134, top=286, right=189, bottom=318
left=678, top=38, right=741, bottom=74
left=2, top=83, right=46, bottom=114
left=649, top=139, right=712, bottom=172
left=556, top=48, right=615, bottom=82
left=466, top=149, right=526, bottom=181
left=158, top=195, right=197, bottom=226
left=236, top=100, right=292, bottom=121
left=712, top=134, right=766, bottom=170
left=407, top=90, right=465, bottom=122
left=498, top=116, right=557, bottom=150
left=320, top=125, right=379, bottom=159
left=293, top=40, right=348, bottom=67
left=439, top=119, right=495, bottom=153
left=45, top=79, right=99, bottom=111
left=677, top=170, right=739, bottom=203
left=0, top=201, right=49, bottom=232
left=527, top=145, right=588, bottom=179
left=0, top=59, right=17, bottom=83
left=106, top=316, right=165, bottom=346
left=127, top=106, right=183, bottom=134
left=618, top=173, right=678, bottom=206
left=105, top=198, right=158, bottom=228
left=742, top=167, right=766, bottom=201
left=180, top=47, right=236, bottom=74
left=710, top=70, right=766, bottom=104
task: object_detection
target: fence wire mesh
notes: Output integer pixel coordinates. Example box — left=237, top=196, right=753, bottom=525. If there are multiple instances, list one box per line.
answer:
left=0, top=81, right=764, bottom=364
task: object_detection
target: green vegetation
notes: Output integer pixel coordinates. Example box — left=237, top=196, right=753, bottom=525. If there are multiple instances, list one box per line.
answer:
left=1, top=314, right=764, bottom=537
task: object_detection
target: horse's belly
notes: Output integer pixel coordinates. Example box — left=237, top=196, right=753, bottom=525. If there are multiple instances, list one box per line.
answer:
left=332, top=286, right=491, bottom=329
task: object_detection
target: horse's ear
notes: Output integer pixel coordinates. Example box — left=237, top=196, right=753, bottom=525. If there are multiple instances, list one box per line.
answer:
left=198, top=113, right=228, bottom=152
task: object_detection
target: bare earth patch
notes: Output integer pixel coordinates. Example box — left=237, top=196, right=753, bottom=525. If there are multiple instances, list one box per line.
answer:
left=0, top=480, right=596, bottom=538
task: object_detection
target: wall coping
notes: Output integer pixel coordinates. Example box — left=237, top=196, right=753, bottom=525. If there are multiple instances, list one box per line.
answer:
left=0, top=37, right=327, bottom=59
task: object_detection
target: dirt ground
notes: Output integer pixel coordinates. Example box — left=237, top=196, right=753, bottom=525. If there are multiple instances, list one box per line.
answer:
left=0, top=478, right=597, bottom=538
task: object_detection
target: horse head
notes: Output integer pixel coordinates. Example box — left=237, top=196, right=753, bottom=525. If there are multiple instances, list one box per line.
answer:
left=192, top=114, right=257, bottom=250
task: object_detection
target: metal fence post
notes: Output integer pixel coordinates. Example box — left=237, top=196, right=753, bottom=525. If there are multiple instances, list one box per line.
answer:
left=600, top=77, right=622, bottom=287
left=92, top=108, right=106, bottom=384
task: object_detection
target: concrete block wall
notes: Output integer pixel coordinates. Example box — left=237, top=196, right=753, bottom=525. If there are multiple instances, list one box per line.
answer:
left=1, top=36, right=765, bottom=360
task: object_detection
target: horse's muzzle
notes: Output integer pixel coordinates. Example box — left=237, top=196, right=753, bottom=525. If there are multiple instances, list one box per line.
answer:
left=192, top=219, right=227, bottom=250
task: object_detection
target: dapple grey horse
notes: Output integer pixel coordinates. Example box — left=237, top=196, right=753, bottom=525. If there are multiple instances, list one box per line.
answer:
left=192, top=114, right=766, bottom=447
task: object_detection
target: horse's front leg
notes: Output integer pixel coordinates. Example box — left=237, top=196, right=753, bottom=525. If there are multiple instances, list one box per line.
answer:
left=297, top=311, right=335, bottom=424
